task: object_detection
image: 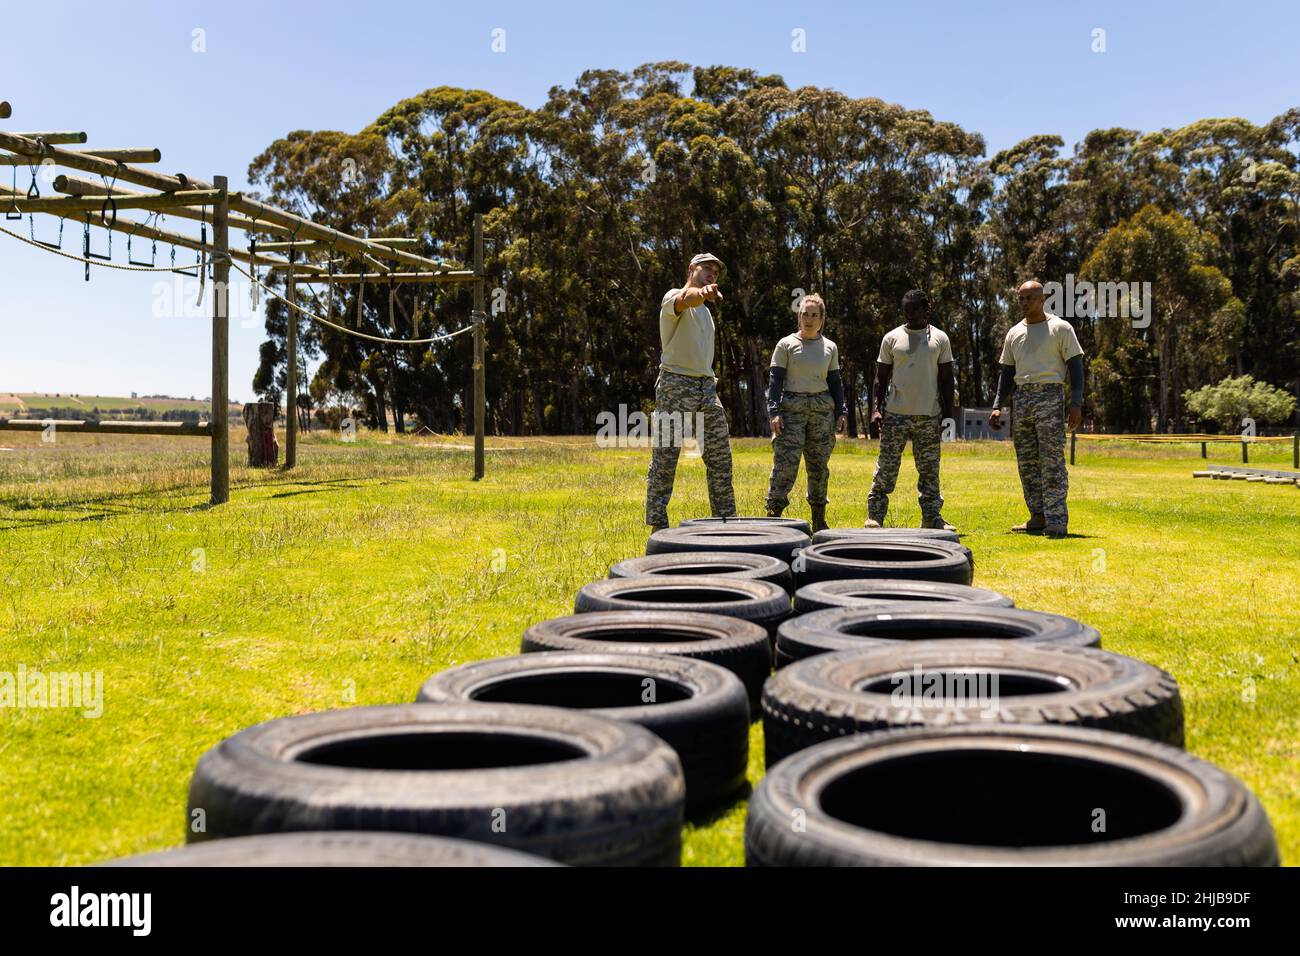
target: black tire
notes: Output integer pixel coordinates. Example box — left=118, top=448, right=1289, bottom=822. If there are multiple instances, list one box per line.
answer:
left=762, top=641, right=1184, bottom=766
left=647, top=525, right=810, bottom=563
left=792, top=540, right=973, bottom=587
left=793, top=579, right=1012, bottom=614
left=103, top=831, right=560, bottom=867
left=522, top=610, right=772, bottom=711
left=776, top=603, right=1100, bottom=668
left=814, top=527, right=960, bottom=544
left=680, top=515, right=812, bottom=537
left=745, top=724, right=1278, bottom=866
left=418, top=652, right=749, bottom=813
left=610, top=551, right=793, bottom=594
left=575, top=575, right=791, bottom=641
left=842, top=535, right=977, bottom=572
left=186, top=703, right=684, bottom=867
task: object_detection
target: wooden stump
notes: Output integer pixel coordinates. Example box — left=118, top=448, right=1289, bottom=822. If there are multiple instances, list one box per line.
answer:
left=243, top=402, right=279, bottom=467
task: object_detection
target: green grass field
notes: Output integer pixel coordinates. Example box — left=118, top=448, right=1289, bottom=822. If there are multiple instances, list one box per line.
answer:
left=1, top=428, right=1296, bottom=866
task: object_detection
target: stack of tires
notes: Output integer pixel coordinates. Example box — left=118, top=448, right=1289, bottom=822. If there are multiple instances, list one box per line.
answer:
left=123, top=517, right=1277, bottom=868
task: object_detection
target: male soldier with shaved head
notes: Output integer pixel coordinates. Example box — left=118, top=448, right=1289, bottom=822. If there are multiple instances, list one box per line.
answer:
left=988, top=280, right=1085, bottom=538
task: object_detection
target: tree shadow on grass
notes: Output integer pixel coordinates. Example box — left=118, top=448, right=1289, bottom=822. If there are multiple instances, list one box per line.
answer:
left=0, top=476, right=403, bottom=528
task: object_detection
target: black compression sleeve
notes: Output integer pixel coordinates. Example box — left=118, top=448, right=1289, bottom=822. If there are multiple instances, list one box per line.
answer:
left=767, top=366, right=786, bottom=416
left=1067, top=355, right=1085, bottom=406
left=991, top=363, right=1016, bottom=409
left=826, top=369, right=847, bottom=418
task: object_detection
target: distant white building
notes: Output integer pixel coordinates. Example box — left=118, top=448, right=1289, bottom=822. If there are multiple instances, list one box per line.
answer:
left=960, top=407, right=1010, bottom=440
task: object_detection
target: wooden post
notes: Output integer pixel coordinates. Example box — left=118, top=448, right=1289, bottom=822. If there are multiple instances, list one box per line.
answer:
left=1201, top=441, right=1207, bottom=459
left=243, top=402, right=279, bottom=466
left=1242, top=439, right=1248, bottom=464
left=472, top=213, right=485, bottom=481
left=286, top=250, right=298, bottom=469
left=1294, top=432, right=1299, bottom=469
left=1069, top=431, right=1076, bottom=466
left=211, top=175, right=230, bottom=505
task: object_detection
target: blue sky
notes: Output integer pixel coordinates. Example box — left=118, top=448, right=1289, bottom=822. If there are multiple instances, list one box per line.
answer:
left=2, top=0, right=1296, bottom=400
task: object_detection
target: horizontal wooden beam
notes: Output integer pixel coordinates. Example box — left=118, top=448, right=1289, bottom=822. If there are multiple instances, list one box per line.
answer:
left=0, top=129, right=210, bottom=193
left=8, top=189, right=227, bottom=214
left=1, top=148, right=161, bottom=166
left=228, top=193, right=445, bottom=270
left=0, top=418, right=213, bottom=436
left=54, top=174, right=292, bottom=236
left=8, top=132, right=88, bottom=145
left=254, top=236, right=421, bottom=251
left=291, top=270, right=477, bottom=285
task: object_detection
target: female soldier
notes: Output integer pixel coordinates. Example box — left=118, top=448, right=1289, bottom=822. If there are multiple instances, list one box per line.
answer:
left=764, top=293, right=848, bottom=532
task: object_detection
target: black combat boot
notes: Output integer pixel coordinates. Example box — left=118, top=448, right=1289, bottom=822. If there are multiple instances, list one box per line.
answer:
left=810, top=504, right=828, bottom=533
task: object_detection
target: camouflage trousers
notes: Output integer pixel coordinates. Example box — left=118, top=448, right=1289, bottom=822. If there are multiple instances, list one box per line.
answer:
left=867, top=412, right=944, bottom=523
left=765, top=392, right=837, bottom=511
left=1012, top=382, right=1069, bottom=527
left=645, top=370, right=736, bottom=526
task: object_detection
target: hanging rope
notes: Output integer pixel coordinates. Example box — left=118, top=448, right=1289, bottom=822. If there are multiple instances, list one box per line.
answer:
left=229, top=258, right=473, bottom=345
left=355, top=257, right=365, bottom=328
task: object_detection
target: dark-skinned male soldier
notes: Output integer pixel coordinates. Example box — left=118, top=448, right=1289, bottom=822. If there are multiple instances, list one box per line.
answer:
left=988, top=280, right=1085, bottom=538
left=865, top=290, right=957, bottom=531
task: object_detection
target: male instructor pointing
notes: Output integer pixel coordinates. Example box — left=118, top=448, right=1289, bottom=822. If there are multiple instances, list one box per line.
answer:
left=645, top=253, right=738, bottom=531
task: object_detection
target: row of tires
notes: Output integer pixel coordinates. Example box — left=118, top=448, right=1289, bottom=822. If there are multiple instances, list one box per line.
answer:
left=113, top=643, right=1276, bottom=867
left=105, top=518, right=1277, bottom=866
left=642, top=521, right=975, bottom=587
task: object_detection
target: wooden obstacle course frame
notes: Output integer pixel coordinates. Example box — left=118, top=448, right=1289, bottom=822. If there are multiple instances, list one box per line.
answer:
left=0, top=98, right=489, bottom=503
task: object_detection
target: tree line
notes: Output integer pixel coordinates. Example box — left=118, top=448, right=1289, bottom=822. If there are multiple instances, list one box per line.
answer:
left=248, top=63, right=1300, bottom=436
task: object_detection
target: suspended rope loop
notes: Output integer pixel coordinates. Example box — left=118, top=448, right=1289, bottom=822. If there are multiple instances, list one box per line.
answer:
left=97, top=168, right=119, bottom=256
left=82, top=216, right=90, bottom=281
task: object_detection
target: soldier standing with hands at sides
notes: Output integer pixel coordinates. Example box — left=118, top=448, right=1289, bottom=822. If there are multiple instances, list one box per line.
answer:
left=988, top=280, right=1085, bottom=538
left=645, top=253, right=738, bottom=532
left=764, top=293, right=848, bottom=533
left=865, top=290, right=957, bottom=531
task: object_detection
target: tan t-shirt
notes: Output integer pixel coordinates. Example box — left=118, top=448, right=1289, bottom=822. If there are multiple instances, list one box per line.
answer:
left=659, top=288, right=715, bottom=378
left=999, top=314, right=1084, bottom=385
left=770, top=332, right=840, bottom=393
left=878, top=324, right=953, bottom=416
